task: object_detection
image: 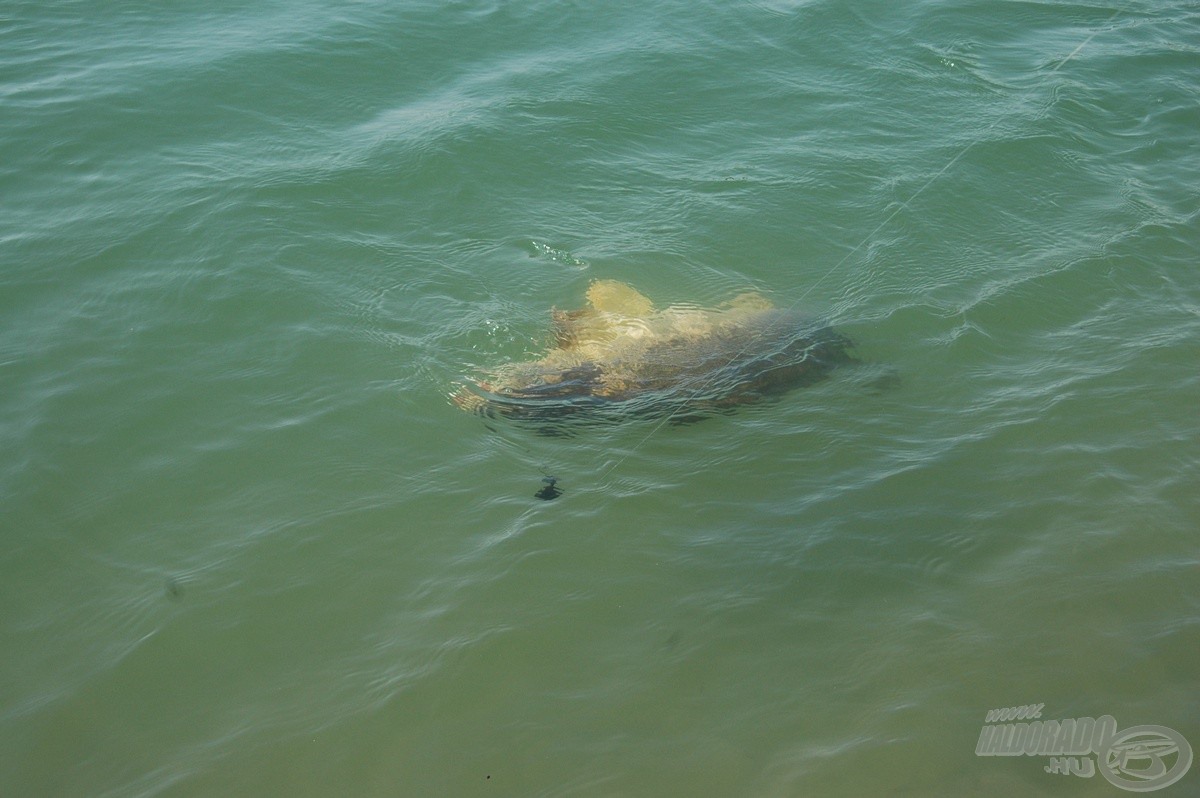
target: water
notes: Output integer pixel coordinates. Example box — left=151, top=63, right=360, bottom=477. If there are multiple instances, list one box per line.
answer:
left=2, top=1, right=1198, bottom=795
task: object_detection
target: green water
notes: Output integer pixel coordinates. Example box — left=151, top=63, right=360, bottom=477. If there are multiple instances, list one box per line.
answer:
left=2, top=1, right=1198, bottom=796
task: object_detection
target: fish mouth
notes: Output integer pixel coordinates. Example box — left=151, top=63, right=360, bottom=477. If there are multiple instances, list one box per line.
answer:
left=450, top=383, right=489, bottom=414
left=452, top=363, right=612, bottom=421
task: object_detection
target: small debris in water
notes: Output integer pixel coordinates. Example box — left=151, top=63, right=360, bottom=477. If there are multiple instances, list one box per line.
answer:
left=535, top=475, right=562, bottom=500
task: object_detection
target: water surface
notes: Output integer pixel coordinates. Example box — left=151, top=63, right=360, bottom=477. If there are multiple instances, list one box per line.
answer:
left=2, top=1, right=1198, bottom=795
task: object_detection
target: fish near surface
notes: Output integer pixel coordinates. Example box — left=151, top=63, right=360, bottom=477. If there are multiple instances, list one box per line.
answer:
left=453, top=280, right=855, bottom=426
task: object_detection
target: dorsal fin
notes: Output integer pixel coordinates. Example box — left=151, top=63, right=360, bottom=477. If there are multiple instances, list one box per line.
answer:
left=724, top=291, right=774, bottom=312
left=552, top=308, right=601, bottom=349
left=586, top=280, right=654, bottom=317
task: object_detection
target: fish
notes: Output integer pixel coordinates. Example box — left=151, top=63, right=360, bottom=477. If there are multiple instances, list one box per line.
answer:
left=452, top=280, right=855, bottom=426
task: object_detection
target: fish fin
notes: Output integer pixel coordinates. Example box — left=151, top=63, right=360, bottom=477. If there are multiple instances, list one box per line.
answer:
left=552, top=307, right=608, bottom=350
left=724, top=291, right=774, bottom=311
left=586, top=280, right=654, bottom=317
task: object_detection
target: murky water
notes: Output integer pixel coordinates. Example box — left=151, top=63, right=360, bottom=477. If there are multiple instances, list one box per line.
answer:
left=2, top=1, right=1198, bottom=795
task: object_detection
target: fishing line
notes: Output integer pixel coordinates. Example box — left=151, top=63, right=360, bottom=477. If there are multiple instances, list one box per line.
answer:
left=594, top=1, right=1132, bottom=485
